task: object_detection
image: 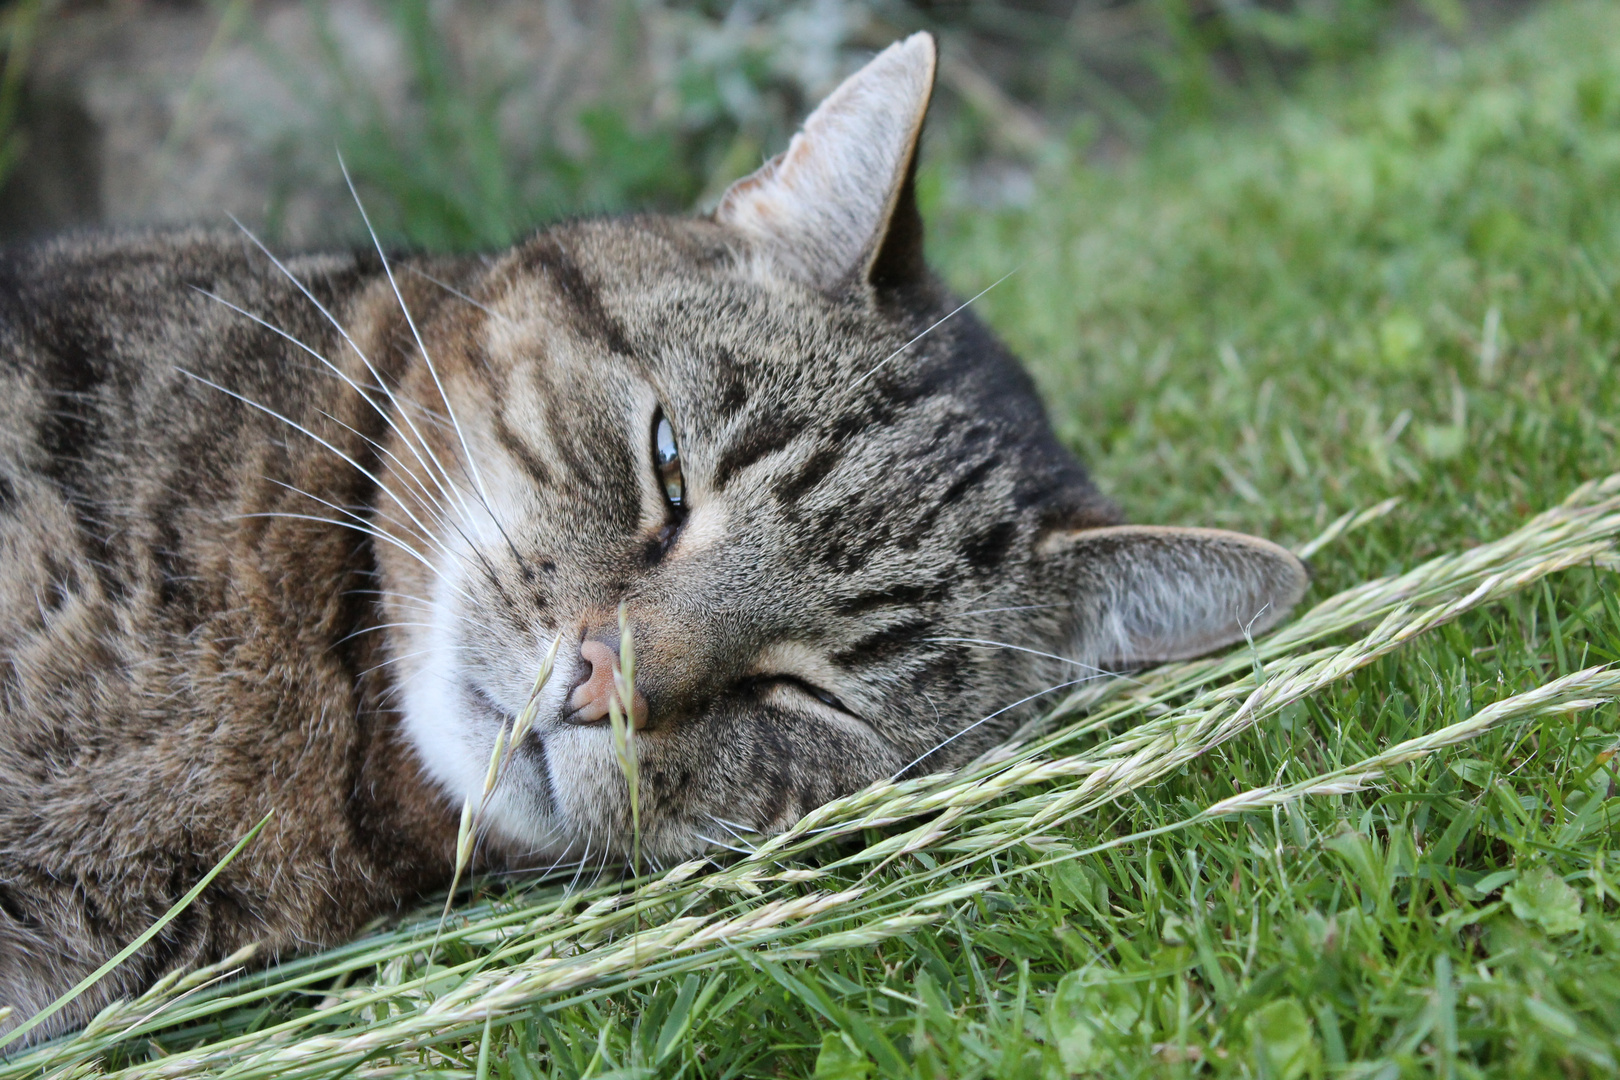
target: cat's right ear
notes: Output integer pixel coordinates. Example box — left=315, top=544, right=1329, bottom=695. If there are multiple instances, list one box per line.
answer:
left=1039, top=525, right=1310, bottom=669
left=714, top=33, right=936, bottom=291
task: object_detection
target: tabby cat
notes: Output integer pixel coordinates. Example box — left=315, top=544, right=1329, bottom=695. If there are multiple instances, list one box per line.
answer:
left=0, top=34, right=1306, bottom=1042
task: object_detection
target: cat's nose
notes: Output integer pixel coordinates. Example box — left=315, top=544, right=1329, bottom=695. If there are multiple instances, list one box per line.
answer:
left=567, top=638, right=650, bottom=729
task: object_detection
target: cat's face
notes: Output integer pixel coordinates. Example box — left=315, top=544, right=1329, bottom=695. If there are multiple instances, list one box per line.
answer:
left=374, top=36, right=1307, bottom=863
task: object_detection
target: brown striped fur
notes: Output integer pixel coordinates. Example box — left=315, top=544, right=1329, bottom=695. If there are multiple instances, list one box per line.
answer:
left=0, top=36, right=1305, bottom=1041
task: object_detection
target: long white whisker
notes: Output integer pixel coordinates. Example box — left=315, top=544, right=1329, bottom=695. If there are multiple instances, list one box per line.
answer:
left=692, top=833, right=753, bottom=856
left=348, top=590, right=508, bottom=635
left=360, top=644, right=482, bottom=680
left=336, top=171, right=537, bottom=581
left=582, top=858, right=614, bottom=895
left=924, top=636, right=1119, bottom=676
left=308, top=409, right=515, bottom=596
left=262, top=475, right=459, bottom=571
left=222, top=216, right=482, bottom=531
left=704, top=815, right=759, bottom=848
left=220, top=293, right=469, bottom=540
left=234, top=511, right=475, bottom=606
left=890, top=672, right=1114, bottom=780
left=849, top=268, right=1020, bottom=389
left=564, top=837, right=593, bottom=895
left=314, top=408, right=463, bottom=542
left=176, top=368, right=467, bottom=591
left=338, top=156, right=496, bottom=516
left=496, top=845, right=589, bottom=882
left=335, top=621, right=453, bottom=644
left=406, top=266, right=515, bottom=326
left=191, top=288, right=460, bottom=532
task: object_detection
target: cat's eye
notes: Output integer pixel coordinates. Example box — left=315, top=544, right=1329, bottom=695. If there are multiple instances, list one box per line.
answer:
left=652, top=410, right=685, bottom=512
left=766, top=675, right=853, bottom=716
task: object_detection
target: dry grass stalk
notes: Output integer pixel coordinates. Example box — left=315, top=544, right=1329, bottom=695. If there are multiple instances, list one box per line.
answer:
left=10, top=475, right=1620, bottom=1078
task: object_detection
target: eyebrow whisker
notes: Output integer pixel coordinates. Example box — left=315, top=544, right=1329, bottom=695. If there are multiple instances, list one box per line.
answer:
left=890, top=671, right=1119, bottom=780
left=924, top=636, right=1119, bottom=676
left=849, top=267, right=1020, bottom=390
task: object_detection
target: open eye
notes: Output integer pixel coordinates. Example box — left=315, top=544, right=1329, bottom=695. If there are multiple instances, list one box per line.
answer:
left=652, top=409, right=685, bottom=512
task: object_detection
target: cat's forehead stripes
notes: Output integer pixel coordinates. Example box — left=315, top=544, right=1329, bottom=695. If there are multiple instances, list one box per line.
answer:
left=482, top=219, right=1081, bottom=645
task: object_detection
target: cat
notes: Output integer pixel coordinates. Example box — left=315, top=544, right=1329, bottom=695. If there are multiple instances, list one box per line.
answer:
left=0, top=33, right=1306, bottom=1044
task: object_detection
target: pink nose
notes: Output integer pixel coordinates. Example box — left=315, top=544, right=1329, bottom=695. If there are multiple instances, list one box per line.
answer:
left=568, top=639, right=650, bottom=729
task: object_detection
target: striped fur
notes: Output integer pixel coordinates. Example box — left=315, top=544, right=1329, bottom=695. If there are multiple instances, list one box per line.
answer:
left=0, top=35, right=1304, bottom=1040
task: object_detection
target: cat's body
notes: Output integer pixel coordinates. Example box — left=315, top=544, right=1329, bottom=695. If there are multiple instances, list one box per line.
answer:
left=0, top=236, right=464, bottom=1036
left=0, top=36, right=1306, bottom=1043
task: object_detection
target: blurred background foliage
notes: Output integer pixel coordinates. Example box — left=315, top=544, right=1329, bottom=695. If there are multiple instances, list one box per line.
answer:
left=0, top=0, right=1521, bottom=250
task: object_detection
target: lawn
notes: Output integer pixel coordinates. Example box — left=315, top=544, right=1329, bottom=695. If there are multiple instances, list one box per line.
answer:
left=8, top=1, right=1620, bottom=1076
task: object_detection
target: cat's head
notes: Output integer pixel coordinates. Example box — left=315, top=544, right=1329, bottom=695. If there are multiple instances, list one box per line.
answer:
left=374, top=35, right=1307, bottom=863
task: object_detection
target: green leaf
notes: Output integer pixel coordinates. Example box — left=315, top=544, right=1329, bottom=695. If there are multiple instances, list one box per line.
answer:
left=1471, top=868, right=1518, bottom=896
left=1050, top=862, right=1108, bottom=916
left=812, top=1032, right=869, bottom=1080
left=1523, top=996, right=1579, bottom=1036
left=652, top=974, right=702, bottom=1065
left=1447, top=757, right=1494, bottom=787
left=1246, top=997, right=1319, bottom=1080
left=1504, top=865, right=1584, bottom=935
left=1046, top=970, right=1146, bottom=1073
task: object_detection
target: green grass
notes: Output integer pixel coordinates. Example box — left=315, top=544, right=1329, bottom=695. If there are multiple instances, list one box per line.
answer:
left=537, top=4, right=1620, bottom=1073
left=12, top=2, right=1620, bottom=1077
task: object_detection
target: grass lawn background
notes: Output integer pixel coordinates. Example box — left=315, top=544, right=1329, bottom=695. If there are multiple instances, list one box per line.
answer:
left=632, top=3, right=1620, bottom=1074
left=408, top=3, right=1620, bottom=1074
left=9, top=1, right=1620, bottom=1076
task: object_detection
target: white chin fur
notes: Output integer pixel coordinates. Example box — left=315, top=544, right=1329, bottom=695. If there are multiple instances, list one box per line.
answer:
left=394, top=576, right=584, bottom=854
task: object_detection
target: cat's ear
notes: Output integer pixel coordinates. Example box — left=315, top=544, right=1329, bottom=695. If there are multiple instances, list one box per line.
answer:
left=1041, top=526, right=1309, bottom=668
left=714, top=33, right=935, bottom=290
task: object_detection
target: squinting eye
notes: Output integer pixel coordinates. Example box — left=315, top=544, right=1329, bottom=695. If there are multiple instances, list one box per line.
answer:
left=653, top=410, right=685, bottom=511
left=771, top=676, right=853, bottom=716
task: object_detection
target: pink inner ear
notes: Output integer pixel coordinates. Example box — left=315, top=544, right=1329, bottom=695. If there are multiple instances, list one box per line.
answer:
left=712, top=34, right=936, bottom=289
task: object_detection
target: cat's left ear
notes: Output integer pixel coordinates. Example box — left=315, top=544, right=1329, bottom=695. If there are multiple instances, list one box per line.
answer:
left=1040, top=525, right=1310, bottom=668
left=714, top=33, right=935, bottom=291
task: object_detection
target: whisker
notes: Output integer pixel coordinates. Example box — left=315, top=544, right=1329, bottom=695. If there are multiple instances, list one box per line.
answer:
left=311, top=410, right=530, bottom=608
left=495, top=845, right=588, bottom=883
left=704, top=815, right=759, bottom=848
left=359, top=644, right=481, bottom=680
left=709, top=814, right=756, bottom=834
left=334, top=621, right=446, bottom=644
left=221, top=216, right=482, bottom=532
left=692, top=833, right=753, bottom=856
left=338, top=174, right=537, bottom=582
left=345, top=591, right=507, bottom=637
left=849, top=267, right=1020, bottom=389
left=176, top=368, right=463, bottom=585
left=924, top=636, right=1118, bottom=677
left=199, top=252, right=525, bottom=606
left=261, top=475, right=459, bottom=571
left=188, top=289, right=456, bottom=529
left=406, top=266, right=514, bottom=326
left=234, top=511, right=475, bottom=607
left=890, top=671, right=1115, bottom=780
left=313, top=409, right=469, bottom=546
left=564, top=837, right=593, bottom=895
left=582, top=858, right=614, bottom=895
left=338, top=157, right=497, bottom=518
left=350, top=589, right=478, bottom=619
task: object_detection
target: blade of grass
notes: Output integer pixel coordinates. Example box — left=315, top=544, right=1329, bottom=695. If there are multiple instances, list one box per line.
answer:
left=0, top=810, right=273, bottom=1051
